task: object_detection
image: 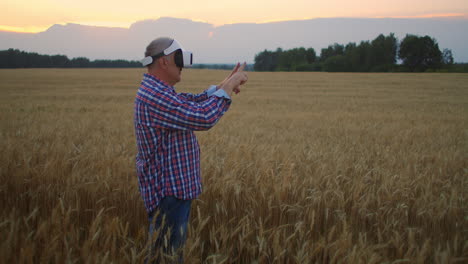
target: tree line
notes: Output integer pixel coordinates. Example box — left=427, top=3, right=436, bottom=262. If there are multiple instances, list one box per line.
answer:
left=0, top=49, right=255, bottom=70
left=0, top=49, right=141, bottom=68
left=254, top=34, right=467, bottom=72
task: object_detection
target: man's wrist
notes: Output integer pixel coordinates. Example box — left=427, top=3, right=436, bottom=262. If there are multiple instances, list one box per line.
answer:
left=212, top=88, right=231, bottom=100
left=207, top=85, right=218, bottom=97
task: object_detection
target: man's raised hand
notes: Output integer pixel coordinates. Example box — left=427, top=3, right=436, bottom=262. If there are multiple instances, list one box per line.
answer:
left=220, top=63, right=240, bottom=85
left=219, top=62, right=248, bottom=95
left=223, top=62, right=247, bottom=96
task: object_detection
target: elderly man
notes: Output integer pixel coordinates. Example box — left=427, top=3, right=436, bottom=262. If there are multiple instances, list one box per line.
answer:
left=134, top=37, right=247, bottom=262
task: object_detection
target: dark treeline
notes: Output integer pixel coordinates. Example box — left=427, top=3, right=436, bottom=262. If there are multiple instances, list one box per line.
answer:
left=0, top=49, right=141, bottom=68
left=0, top=49, right=255, bottom=70
left=254, top=33, right=467, bottom=72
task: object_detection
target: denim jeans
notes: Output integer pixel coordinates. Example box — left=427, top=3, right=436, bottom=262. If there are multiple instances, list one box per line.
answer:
left=146, top=196, right=192, bottom=263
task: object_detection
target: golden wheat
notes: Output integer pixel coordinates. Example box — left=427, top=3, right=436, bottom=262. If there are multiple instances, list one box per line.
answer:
left=0, top=69, right=467, bottom=263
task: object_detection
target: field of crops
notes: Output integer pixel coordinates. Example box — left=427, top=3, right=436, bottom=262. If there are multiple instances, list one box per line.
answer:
left=1, top=69, right=467, bottom=263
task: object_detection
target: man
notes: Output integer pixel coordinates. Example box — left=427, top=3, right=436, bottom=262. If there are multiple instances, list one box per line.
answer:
left=134, top=37, right=248, bottom=262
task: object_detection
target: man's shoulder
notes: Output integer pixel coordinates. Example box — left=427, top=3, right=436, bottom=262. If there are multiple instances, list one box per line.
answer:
left=137, top=80, right=180, bottom=107
left=141, top=75, right=161, bottom=89
left=141, top=76, right=175, bottom=96
left=143, top=74, right=173, bottom=89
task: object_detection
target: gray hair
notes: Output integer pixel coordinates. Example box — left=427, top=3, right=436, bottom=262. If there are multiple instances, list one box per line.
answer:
left=144, top=37, right=174, bottom=57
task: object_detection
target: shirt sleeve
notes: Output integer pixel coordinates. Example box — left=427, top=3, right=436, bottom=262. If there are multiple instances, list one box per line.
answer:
left=178, top=85, right=218, bottom=102
left=211, top=88, right=231, bottom=100
left=136, top=86, right=231, bottom=131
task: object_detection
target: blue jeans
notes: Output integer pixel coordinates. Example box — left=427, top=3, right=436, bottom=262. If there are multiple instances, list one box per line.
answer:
left=146, top=196, right=192, bottom=263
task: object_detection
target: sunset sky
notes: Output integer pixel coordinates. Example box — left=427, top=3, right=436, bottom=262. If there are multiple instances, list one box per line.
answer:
left=1, top=0, right=467, bottom=33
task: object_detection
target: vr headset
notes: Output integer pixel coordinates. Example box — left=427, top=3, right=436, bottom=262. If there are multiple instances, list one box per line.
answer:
left=141, top=39, right=193, bottom=68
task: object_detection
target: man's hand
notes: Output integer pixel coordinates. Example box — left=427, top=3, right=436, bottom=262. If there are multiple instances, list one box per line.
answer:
left=219, top=63, right=240, bottom=88
left=219, top=62, right=248, bottom=96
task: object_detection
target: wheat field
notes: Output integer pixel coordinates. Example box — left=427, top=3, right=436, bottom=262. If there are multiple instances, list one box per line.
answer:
left=0, top=69, right=467, bottom=263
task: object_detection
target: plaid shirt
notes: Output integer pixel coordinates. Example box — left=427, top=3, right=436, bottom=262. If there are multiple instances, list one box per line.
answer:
left=134, top=73, right=231, bottom=214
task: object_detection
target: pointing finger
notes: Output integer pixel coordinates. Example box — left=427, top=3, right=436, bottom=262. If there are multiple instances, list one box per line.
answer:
left=238, top=62, right=247, bottom=72
left=229, top=62, right=240, bottom=78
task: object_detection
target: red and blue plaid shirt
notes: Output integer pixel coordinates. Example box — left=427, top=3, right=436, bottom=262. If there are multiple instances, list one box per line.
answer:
left=134, top=73, right=231, bottom=214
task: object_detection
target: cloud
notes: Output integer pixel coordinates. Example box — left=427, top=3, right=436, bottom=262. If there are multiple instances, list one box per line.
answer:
left=1, top=17, right=467, bottom=62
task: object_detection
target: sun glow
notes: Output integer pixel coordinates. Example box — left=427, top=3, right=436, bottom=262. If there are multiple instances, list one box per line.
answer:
left=0, top=25, right=50, bottom=33
left=1, top=0, right=467, bottom=33
left=71, top=21, right=133, bottom=29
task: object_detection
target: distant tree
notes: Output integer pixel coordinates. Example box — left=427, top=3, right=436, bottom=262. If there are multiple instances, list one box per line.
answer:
left=69, top=57, right=90, bottom=68
left=0, top=49, right=142, bottom=68
left=0, top=49, right=19, bottom=68
left=319, top=43, right=344, bottom=62
left=342, top=41, right=373, bottom=72
left=295, top=47, right=318, bottom=71
left=277, top=49, right=293, bottom=71
left=278, top=47, right=307, bottom=71
left=442, top=48, right=454, bottom=65
left=343, top=42, right=358, bottom=70
left=369, top=33, right=398, bottom=71
left=50, top=55, right=69, bottom=67
left=255, top=47, right=317, bottom=72
left=399, top=34, right=443, bottom=72
left=254, top=49, right=279, bottom=71
left=323, top=55, right=348, bottom=72
left=305, top=48, right=316, bottom=64
left=90, top=59, right=141, bottom=67
left=254, top=33, right=456, bottom=72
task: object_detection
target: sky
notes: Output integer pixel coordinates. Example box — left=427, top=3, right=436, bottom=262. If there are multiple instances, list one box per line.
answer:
left=1, top=0, right=467, bottom=33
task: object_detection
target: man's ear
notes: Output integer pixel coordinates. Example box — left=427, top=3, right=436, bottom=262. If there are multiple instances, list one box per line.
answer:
left=158, top=57, right=169, bottom=69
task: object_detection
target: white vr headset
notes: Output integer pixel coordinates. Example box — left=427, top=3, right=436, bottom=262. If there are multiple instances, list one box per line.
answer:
left=141, top=39, right=193, bottom=68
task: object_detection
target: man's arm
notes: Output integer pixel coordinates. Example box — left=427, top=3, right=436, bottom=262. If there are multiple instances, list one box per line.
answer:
left=135, top=62, right=247, bottom=131
left=177, top=85, right=218, bottom=102
left=135, top=87, right=231, bottom=131
left=178, top=62, right=246, bottom=101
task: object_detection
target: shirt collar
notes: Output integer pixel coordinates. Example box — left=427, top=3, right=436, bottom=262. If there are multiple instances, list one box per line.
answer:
left=143, top=73, right=175, bottom=91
